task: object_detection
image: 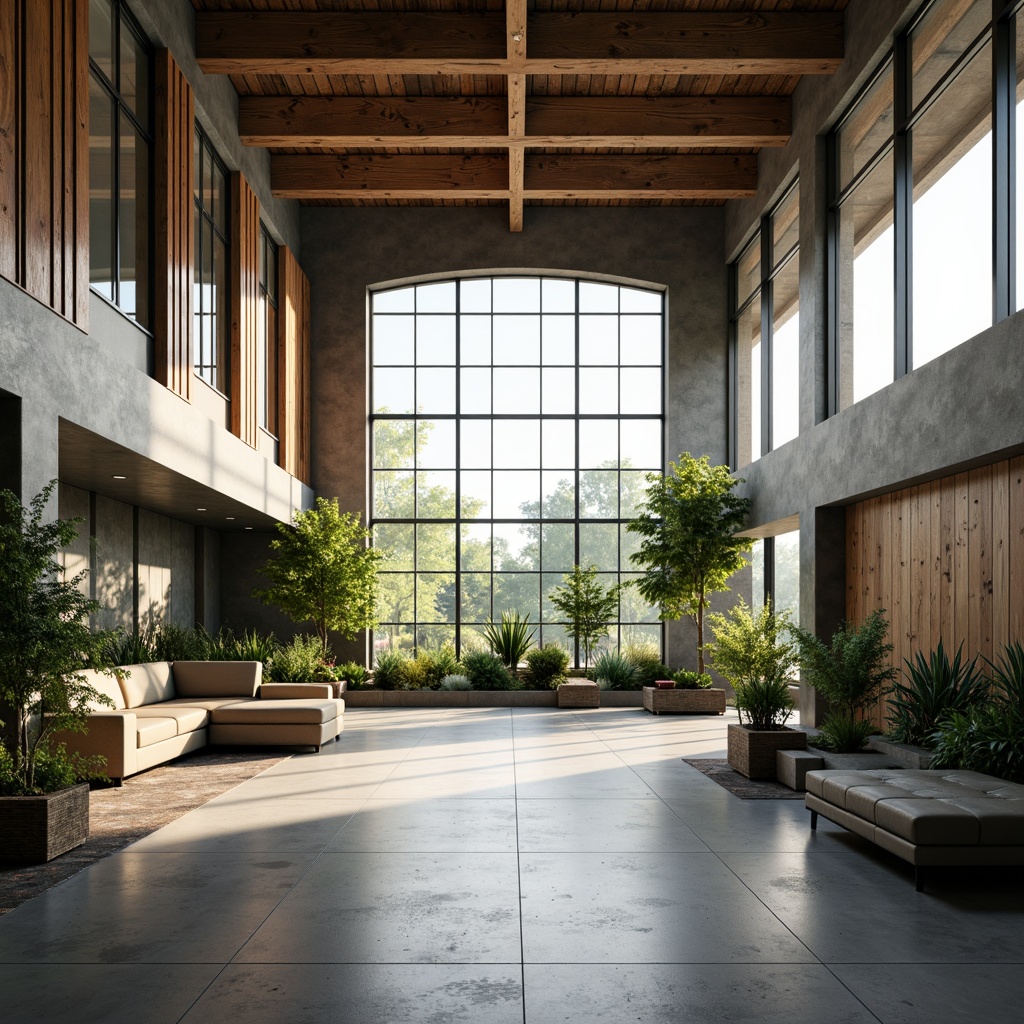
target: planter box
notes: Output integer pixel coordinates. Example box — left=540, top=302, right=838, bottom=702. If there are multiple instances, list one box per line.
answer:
left=557, top=681, right=600, bottom=709
left=727, top=724, right=807, bottom=780
left=0, top=783, right=90, bottom=864
left=642, top=686, right=727, bottom=715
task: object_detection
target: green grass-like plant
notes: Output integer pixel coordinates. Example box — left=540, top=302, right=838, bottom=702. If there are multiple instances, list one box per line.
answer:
left=372, top=650, right=408, bottom=690
left=480, top=610, right=536, bottom=676
left=591, top=651, right=639, bottom=690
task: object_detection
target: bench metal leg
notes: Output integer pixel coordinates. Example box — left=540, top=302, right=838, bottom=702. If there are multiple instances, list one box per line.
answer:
left=810, top=809, right=818, bottom=831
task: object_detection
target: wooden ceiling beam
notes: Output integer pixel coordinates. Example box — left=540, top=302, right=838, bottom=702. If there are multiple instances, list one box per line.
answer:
left=270, top=153, right=757, bottom=201
left=196, top=10, right=842, bottom=77
left=239, top=95, right=790, bottom=149
left=507, top=0, right=527, bottom=232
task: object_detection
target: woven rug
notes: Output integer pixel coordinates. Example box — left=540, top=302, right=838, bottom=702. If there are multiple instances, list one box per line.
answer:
left=0, top=749, right=288, bottom=916
left=683, top=758, right=804, bottom=799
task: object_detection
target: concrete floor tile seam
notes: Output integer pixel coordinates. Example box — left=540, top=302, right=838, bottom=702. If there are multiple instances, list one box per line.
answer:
left=511, top=710, right=534, bottom=1023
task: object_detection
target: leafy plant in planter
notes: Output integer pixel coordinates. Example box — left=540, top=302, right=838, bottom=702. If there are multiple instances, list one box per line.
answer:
left=790, top=609, right=896, bottom=752
left=463, top=651, right=516, bottom=690
left=548, top=565, right=619, bottom=668
left=524, top=644, right=570, bottom=689
left=373, top=650, right=409, bottom=690
left=627, top=454, right=751, bottom=676
left=672, top=669, right=713, bottom=690
left=0, top=482, right=113, bottom=800
left=480, top=609, right=536, bottom=677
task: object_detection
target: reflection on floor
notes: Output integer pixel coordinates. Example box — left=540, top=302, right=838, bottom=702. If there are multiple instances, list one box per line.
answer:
left=2, top=707, right=1022, bottom=1023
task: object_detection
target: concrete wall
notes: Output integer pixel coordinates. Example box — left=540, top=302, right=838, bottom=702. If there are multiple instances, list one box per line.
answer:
left=295, top=204, right=728, bottom=667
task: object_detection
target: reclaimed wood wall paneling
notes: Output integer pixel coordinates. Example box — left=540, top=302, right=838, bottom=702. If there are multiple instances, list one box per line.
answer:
left=230, top=171, right=259, bottom=448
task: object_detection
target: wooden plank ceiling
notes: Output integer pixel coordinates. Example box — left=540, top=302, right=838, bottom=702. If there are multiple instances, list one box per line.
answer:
left=193, top=0, right=847, bottom=231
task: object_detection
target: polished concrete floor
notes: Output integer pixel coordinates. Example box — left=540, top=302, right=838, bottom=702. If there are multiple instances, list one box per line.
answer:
left=2, top=707, right=1023, bottom=1023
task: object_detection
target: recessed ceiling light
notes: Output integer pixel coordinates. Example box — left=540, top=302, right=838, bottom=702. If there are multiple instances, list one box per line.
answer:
left=196, top=508, right=206, bottom=512
left=245, top=526, right=253, bottom=531
left=112, top=474, right=127, bottom=480
left=226, top=516, right=235, bottom=521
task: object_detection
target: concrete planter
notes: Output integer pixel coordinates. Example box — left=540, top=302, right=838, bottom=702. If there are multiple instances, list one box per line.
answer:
left=727, top=724, right=807, bottom=780
left=343, top=688, right=642, bottom=709
left=0, top=783, right=90, bottom=864
left=642, top=686, right=727, bottom=715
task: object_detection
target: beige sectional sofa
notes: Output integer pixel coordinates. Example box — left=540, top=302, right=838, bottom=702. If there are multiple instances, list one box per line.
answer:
left=62, top=661, right=344, bottom=783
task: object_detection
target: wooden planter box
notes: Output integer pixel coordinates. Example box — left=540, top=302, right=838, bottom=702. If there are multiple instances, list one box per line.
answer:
left=0, top=782, right=90, bottom=864
left=643, top=686, right=726, bottom=715
left=727, top=724, right=807, bottom=780
left=557, top=681, right=601, bottom=708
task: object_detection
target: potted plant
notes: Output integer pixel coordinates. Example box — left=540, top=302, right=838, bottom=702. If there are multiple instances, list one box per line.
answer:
left=0, top=482, right=113, bottom=863
left=706, top=597, right=803, bottom=779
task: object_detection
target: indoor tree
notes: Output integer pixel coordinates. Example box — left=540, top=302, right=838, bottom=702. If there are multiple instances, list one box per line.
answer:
left=548, top=564, right=620, bottom=668
left=626, top=453, right=751, bottom=676
left=254, top=496, right=385, bottom=658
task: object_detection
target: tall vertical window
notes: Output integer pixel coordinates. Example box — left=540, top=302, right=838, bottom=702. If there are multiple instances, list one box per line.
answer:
left=257, top=226, right=278, bottom=435
left=370, top=276, right=665, bottom=664
left=830, top=0, right=1002, bottom=412
left=88, top=0, right=152, bottom=326
left=747, top=527, right=799, bottom=624
left=193, top=127, right=229, bottom=392
left=730, top=180, right=800, bottom=467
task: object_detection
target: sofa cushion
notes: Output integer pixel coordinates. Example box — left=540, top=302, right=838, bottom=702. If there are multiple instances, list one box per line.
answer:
left=873, top=798, right=981, bottom=845
left=78, top=668, right=126, bottom=711
left=210, top=698, right=338, bottom=726
left=119, top=662, right=176, bottom=708
left=136, top=716, right=178, bottom=748
left=161, top=697, right=250, bottom=713
left=172, top=661, right=262, bottom=698
left=134, top=705, right=209, bottom=734
left=260, top=683, right=333, bottom=700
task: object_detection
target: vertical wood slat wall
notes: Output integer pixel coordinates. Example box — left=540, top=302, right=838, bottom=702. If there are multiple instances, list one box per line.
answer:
left=154, top=49, right=194, bottom=402
left=848, top=456, right=1024, bottom=726
left=277, top=245, right=311, bottom=484
left=0, top=0, right=88, bottom=328
left=230, top=172, right=260, bottom=448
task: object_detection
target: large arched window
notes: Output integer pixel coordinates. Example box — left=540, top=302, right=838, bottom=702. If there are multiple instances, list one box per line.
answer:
left=370, top=275, right=664, bottom=665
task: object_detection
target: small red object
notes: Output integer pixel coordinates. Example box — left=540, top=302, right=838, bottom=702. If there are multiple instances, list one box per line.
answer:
left=654, top=679, right=674, bottom=689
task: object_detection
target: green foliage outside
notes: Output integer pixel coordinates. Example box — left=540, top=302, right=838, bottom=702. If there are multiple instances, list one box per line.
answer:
left=548, top=565, right=619, bottom=668
left=523, top=644, right=570, bottom=689
left=627, top=453, right=751, bottom=675
left=621, top=640, right=671, bottom=687
left=0, top=483, right=114, bottom=795
left=254, top=496, right=384, bottom=657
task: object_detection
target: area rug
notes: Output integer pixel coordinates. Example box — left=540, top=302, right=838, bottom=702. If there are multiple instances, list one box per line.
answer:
left=0, top=749, right=288, bottom=916
left=683, top=758, right=804, bottom=799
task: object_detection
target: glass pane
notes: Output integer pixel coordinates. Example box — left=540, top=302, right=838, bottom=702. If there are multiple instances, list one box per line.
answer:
left=620, top=522, right=641, bottom=566
left=493, top=574, right=539, bottom=623
left=193, top=128, right=201, bottom=203
left=417, top=524, right=455, bottom=571
left=620, top=287, right=661, bottom=313
left=493, top=418, right=539, bottom=468
left=212, top=159, right=227, bottom=238
left=734, top=234, right=761, bottom=311
left=912, top=45, right=992, bottom=368
left=493, top=368, right=540, bottom=413
left=580, top=524, right=618, bottom=571
left=417, top=315, right=456, bottom=364
left=417, top=368, right=456, bottom=414
left=620, top=574, right=660, bottom=622
left=620, top=471, right=651, bottom=519
left=493, top=471, right=538, bottom=518
left=88, top=78, right=114, bottom=299
left=493, top=277, right=540, bottom=313
left=772, top=183, right=799, bottom=265
left=461, top=471, right=491, bottom=518
left=461, top=315, right=491, bottom=364
left=579, top=419, right=617, bottom=468
left=461, top=573, right=491, bottom=622
left=542, top=368, right=575, bottom=414
left=751, top=539, right=765, bottom=615
left=542, top=573, right=568, bottom=624
left=374, top=523, right=414, bottom=571
left=579, top=315, right=617, bottom=364
left=542, top=315, right=576, bottom=364
left=461, top=278, right=491, bottom=312
left=375, top=286, right=415, bottom=313
left=912, top=0, right=991, bottom=111
left=580, top=471, right=618, bottom=519
left=460, top=421, right=491, bottom=469
left=494, top=315, right=540, bottom=364
left=376, top=575, right=415, bottom=624
left=838, top=61, right=894, bottom=191
left=416, top=281, right=456, bottom=312
left=119, top=115, right=149, bottom=326
left=542, top=419, right=575, bottom=468
left=771, top=253, right=799, bottom=449
left=266, top=302, right=278, bottom=434
left=621, top=368, right=661, bottom=415
left=751, top=337, right=762, bottom=462
left=374, top=367, right=415, bottom=414
left=495, top=522, right=539, bottom=571
left=119, top=16, right=149, bottom=128
left=579, top=281, right=618, bottom=312
left=619, top=316, right=661, bottom=364
left=541, top=524, right=574, bottom=572
left=541, top=472, right=575, bottom=519
left=578, top=368, right=618, bottom=414
left=773, top=530, right=801, bottom=623
left=374, top=419, right=414, bottom=469
left=461, top=523, right=492, bottom=571
left=620, top=420, right=661, bottom=468
left=837, top=150, right=895, bottom=410
left=1017, top=17, right=1024, bottom=311
left=374, top=471, right=414, bottom=519
left=418, top=574, right=455, bottom=623
left=542, top=277, right=576, bottom=312
left=213, top=234, right=228, bottom=391
left=374, top=316, right=415, bottom=364
left=417, top=419, right=456, bottom=468
left=460, top=367, right=491, bottom=414
left=89, top=0, right=114, bottom=79
left=417, top=471, right=456, bottom=519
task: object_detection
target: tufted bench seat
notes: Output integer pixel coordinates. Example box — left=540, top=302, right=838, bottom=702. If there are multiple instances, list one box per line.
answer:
left=805, top=769, right=1024, bottom=891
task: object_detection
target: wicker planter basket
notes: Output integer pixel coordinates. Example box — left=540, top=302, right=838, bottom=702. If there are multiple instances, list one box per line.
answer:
left=727, top=724, right=807, bottom=780
left=557, top=681, right=601, bottom=708
left=0, top=782, right=90, bottom=864
left=642, top=686, right=726, bottom=715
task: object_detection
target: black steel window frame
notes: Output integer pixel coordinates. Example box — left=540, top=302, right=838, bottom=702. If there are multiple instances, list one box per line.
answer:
left=728, top=179, right=800, bottom=468
left=193, top=125, right=231, bottom=393
left=87, top=0, right=153, bottom=327
left=257, top=223, right=278, bottom=436
left=826, top=0, right=1021, bottom=417
left=369, top=276, right=667, bottom=665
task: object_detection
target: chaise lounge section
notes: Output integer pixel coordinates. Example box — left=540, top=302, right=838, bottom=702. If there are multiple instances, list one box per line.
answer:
left=61, top=661, right=344, bottom=783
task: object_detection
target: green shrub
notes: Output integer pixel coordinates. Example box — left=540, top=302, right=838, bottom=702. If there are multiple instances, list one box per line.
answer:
left=151, top=624, right=209, bottom=662
left=672, top=669, right=713, bottom=690
left=930, top=704, right=1024, bottom=783
left=592, top=651, right=638, bottom=690
left=373, top=650, right=408, bottom=690
left=814, top=712, right=877, bottom=753
left=621, top=640, right=670, bottom=687
left=403, top=653, right=432, bottom=690
left=230, top=629, right=279, bottom=664
left=268, top=634, right=330, bottom=683
left=733, top=675, right=794, bottom=730
left=463, top=651, right=515, bottom=690
left=524, top=644, right=570, bottom=689
left=440, top=674, right=472, bottom=691
left=336, top=661, right=368, bottom=686
left=420, top=643, right=461, bottom=689
left=988, top=641, right=1024, bottom=714
left=101, top=627, right=155, bottom=666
